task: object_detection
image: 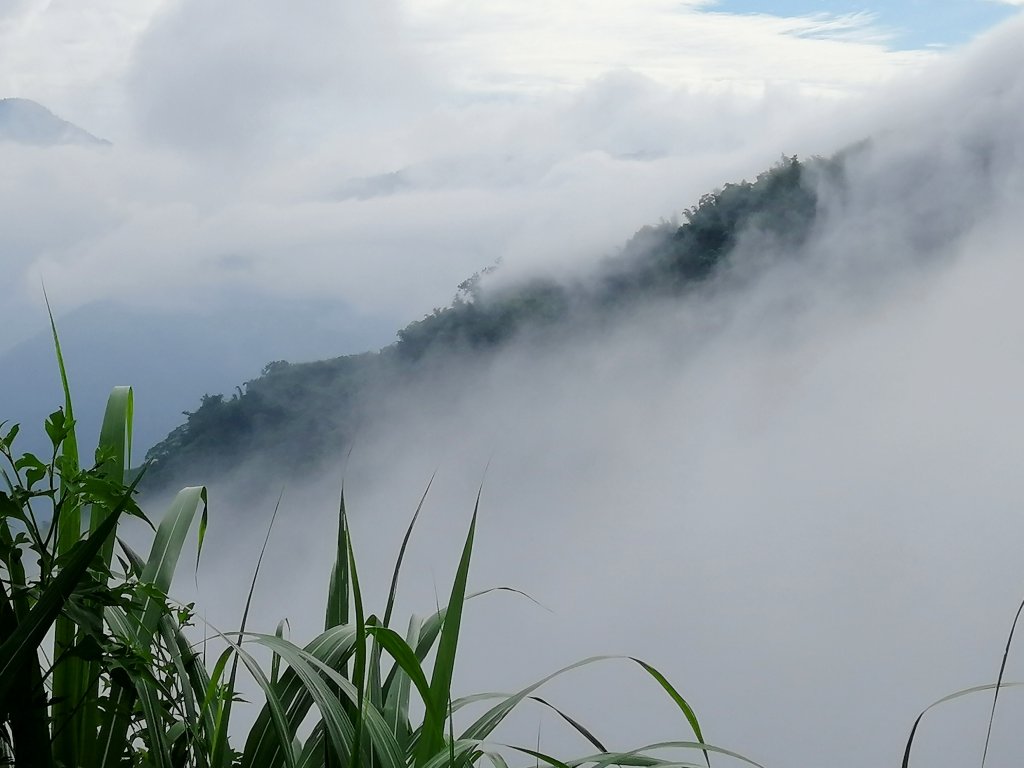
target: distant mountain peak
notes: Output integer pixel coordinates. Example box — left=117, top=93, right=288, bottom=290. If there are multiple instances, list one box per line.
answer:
left=0, top=98, right=110, bottom=147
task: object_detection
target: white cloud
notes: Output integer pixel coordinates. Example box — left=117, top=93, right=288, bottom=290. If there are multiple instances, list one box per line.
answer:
left=123, top=0, right=440, bottom=153
left=5, top=0, right=929, bottom=347
left=1, top=73, right=866, bottom=349
left=0, top=1, right=934, bottom=146
left=0, top=0, right=164, bottom=137
left=5, top=5, right=1024, bottom=767
left=407, top=1, right=929, bottom=98
left=175, top=19, right=1024, bottom=768
left=1, top=0, right=941, bottom=330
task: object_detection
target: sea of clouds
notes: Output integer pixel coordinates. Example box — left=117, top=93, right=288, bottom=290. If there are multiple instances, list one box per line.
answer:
left=7, top=3, right=1024, bottom=766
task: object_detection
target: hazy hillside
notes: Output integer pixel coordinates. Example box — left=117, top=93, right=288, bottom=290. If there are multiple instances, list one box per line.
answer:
left=0, top=98, right=109, bottom=146
left=143, top=155, right=826, bottom=486
left=1, top=296, right=395, bottom=460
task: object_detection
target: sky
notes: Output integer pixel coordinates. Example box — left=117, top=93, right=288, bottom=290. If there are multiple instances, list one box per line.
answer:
left=0, top=0, right=1018, bottom=352
left=6, top=3, right=1024, bottom=768
left=6, top=0, right=1009, bottom=448
left=716, top=0, right=1022, bottom=48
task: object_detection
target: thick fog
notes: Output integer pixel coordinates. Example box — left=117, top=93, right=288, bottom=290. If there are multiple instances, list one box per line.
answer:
left=1, top=0, right=935, bottom=354
left=1, top=1, right=948, bottom=458
left=150, top=18, right=1024, bottom=768
left=8, top=3, right=1024, bottom=768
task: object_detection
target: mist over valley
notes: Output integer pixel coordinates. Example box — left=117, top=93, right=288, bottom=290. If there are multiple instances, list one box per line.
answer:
left=4, top=5, right=1024, bottom=768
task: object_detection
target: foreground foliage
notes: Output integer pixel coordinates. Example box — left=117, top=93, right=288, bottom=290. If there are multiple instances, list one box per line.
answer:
left=6, top=318, right=1017, bottom=768
left=0, top=339, right=739, bottom=767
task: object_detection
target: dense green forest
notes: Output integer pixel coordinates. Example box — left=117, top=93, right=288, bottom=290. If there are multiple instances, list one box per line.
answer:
left=143, top=155, right=825, bottom=486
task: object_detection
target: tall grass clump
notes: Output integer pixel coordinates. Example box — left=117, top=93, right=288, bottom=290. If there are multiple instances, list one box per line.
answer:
left=0, top=326, right=752, bottom=767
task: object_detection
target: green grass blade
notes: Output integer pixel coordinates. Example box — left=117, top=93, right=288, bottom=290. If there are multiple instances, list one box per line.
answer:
left=96, top=387, right=132, bottom=475
left=505, top=745, right=573, bottom=768
left=582, top=741, right=764, bottom=768
left=364, top=476, right=433, bottom=761
left=367, top=616, right=385, bottom=714
left=208, top=633, right=300, bottom=768
left=97, top=485, right=207, bottom=767
left=368, top=624, right=438, bottom=726
left=135, top=668, right=173, bottom=768
left=383, top=615, right=422, bottom=751
left=157, top=617, right=203, bottom=752
left=902, top=682, right=1024, bottom=768
left=202, top=646, right=235, bottom=766
left=510, top=745, right=708, bottom=768
left=383, top=475, right=433, bottom=631
left=482, top=750, right=512, bottom=768
left=528, top=696, right=608, bottom=752
left=94, top=386, right=132, bottom=559
left=117, top=538, right=216, bottom=765
left=272, top=618, right=290, bottom=688
left=345, top=531, right=369, bottom=768
left=44, top=290, right=79, bottom=469
left=297, top=723, right=325, bottom=768
left=75, top=386, right=134, bottom=763
left=325, top=486, right=350, bottom=632
left=630, top=658, right=707, bottom=766
left=414, top=491, right=480, bottom=768
left=213, top=492, right=283, bottom=768
left=103, top=604, right=200, bottom=768
left=247, top=634, right=359, bottom=767
left=448, top=688, right=615, bottom=753
left=240, top=625, right=358, bottom=768
left=45, top=295, right=85, bottom=767
left=460, top=655, right=705, bottom=750
left=460, top=657, right=608, bottom=744
left=252, top=632, right=408, bottom=768
left=381, top=587, right=532, bottom=698
left=981, top=595, right=1024, bottom=768
left=419, top=738, right=481, bottom=768
left=140, top=486, right=209, bottom=597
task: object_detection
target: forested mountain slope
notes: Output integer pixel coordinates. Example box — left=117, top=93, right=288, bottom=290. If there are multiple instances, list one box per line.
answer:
left=143, top=155, right=828, bottom=487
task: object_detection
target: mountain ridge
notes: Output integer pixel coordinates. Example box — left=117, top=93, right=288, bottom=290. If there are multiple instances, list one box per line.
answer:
left=141, top=154, right=829, bottom=488
left=0, top=98, right=110, bottom=146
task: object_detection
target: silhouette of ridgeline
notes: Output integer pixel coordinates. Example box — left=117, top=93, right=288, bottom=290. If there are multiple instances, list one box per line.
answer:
left=143, top=155, right=828, bottom=487
left=0, top=98, right=109, bottom=146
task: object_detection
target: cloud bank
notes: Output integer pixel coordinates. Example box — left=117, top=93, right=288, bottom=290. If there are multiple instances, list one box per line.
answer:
left=0, top=0, right=942, bottom=355
left=5, top=4, right=1024, bottom=768
left=170, top=16, right=1024, bottom=768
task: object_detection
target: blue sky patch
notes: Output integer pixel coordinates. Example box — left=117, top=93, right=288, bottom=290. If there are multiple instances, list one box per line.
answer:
left=711, top=0, right=1021, bottom=49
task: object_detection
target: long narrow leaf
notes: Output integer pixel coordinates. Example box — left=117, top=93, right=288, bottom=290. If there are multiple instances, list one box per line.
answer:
left=460, top=655, right=705, bottom=752
left=325, top=486, right=350, bottom=632
left=240, top=625, right=358, bottom=768
left=346, top=531, right=368, bottom=768
left=208, top=633, right=300, bottom=768
left=76, top=385, right=134, bottom=764
left=46, top=294, right=85, bottom=767
left=902, top=682, right=1024, bottom=768
left=368, top=624, right=439, bottom=727
left=981, top=595, right=1024, bottom=768
left=96, top=485, right=207, bottom=767
left=213, top=492, right=283, bottom=768
left=383, top=475, right=433, bottom=631
left=252, top=633, right=408, bottom=768
left=415, top=491, right=480, bottom=768
left=383, top=615, right=423, bottom=751
left=630, top=658, right=707, bottom=766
